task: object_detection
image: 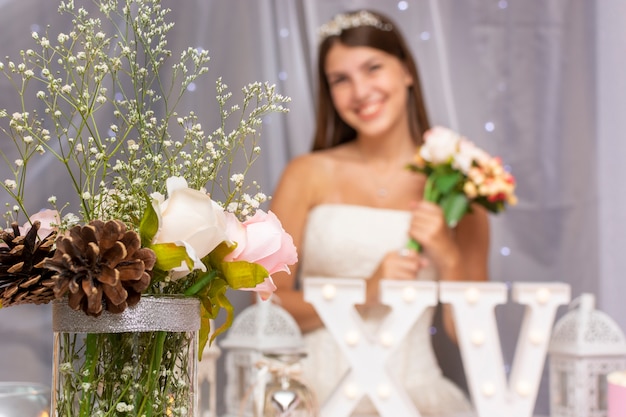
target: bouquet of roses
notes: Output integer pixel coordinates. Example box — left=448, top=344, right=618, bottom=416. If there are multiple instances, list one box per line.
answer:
left=406, top=126, right=517, bottom=251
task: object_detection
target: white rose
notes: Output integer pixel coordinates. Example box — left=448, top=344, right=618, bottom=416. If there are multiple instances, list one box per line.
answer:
left=420, top=126, right=460, bottom=164
left=151, top=176, right=230, bottom=279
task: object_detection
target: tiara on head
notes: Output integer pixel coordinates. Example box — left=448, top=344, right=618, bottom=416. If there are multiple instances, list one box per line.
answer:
left=317, top=10, right=393, bottom=42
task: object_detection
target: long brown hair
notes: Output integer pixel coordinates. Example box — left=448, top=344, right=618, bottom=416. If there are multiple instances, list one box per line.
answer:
left=312, top=10, right=430, bottom=151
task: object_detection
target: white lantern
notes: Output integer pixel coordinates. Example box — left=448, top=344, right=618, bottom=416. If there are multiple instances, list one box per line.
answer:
left=548, top=293, right=626, bottom=417
left=220, top=296, right=304, bottom=417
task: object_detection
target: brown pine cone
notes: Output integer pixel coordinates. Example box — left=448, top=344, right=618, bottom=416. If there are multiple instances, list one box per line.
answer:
left=0, top=221, right=57, bottom=307
left=44, top=219, right=156, bottom=316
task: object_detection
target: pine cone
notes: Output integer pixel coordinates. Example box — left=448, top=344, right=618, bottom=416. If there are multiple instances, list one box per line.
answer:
left=0, top=221, right=57, bottom=307
left=44, top=219, right=156, bottom=316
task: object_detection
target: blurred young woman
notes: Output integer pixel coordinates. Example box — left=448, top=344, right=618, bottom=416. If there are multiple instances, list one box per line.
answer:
left=270, top=10, right=489, bottom=416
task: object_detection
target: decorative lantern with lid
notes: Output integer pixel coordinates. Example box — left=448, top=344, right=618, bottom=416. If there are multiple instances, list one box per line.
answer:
left=548, top=293, right=626, bottom=417
left=220, top=296, right=305, bottom=417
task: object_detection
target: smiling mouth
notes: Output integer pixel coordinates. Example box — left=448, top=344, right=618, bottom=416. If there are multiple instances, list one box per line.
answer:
left=356, top=101, right=383, bottom=119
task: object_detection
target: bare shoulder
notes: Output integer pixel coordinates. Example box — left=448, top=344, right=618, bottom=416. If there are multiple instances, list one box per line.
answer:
left=283, top=148, right=346, bottom=174
left=278, top=148, right=348, bottom=189
left=273, top=144, right=359, bottom=211
left=271, top=150, right=334, bottom=208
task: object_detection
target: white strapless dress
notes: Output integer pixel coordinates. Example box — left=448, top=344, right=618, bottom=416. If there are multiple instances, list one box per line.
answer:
left=298, top=204, right=473, bottom=417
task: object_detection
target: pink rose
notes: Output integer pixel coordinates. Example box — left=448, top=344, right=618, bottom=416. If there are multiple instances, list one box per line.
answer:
left=21, top=209, right=60, bottom=239
left=224, top=210, right=298, bottom=299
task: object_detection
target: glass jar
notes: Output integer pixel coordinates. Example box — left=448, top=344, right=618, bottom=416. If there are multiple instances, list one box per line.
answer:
left=258, top=350, right=317, bottom=417
left=0, top=382, right=50, bottom=417
left=51, top=296, right=200, bottom=417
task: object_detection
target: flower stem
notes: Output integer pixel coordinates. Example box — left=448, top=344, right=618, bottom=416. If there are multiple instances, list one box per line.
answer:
left=184, top=269, right=218, bottom=296
left=79, top=333, right=98, bottom=417
left=407, top=176, right=439, bottom=253
left=137, top=331, right=167, bottom=416
left=406, top=238, right=422, bottom=252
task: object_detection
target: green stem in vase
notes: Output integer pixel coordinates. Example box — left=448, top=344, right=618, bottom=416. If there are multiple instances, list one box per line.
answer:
left=60, top=333, right=75, bottom=417
left=79, top=333, right=98, bottom=417
left=137, top=330, right=167, bottom=417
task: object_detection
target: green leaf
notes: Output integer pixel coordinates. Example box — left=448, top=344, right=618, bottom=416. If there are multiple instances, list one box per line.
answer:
left=206, top=241, right=267, bottom=289
left=196, top=277, right=235, bottom=357
left=207, top=241, right=236, bottom=266
left=220, top=261, right=268, bottom=289
left=138, top=199, right=159, bottom=247
left=441, top=192, right=470, bottom=227
left=198, top=303, right=213, bottom=360
left=433, top=171, right=463, bottom=195
left=209, top=291, right=235, bottom=344
left=151, top=242, right=194, bottom=271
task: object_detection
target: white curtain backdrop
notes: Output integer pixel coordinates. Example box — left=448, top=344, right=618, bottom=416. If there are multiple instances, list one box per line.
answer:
left=0, top=1, right=624, bottom=415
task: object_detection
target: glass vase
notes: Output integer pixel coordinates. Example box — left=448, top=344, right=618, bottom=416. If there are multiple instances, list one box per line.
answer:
left=0, top=382, right=50, bottom=417
left=258, top=350, right=317, bottom=417
left=51, top=295, right=200, bottom=417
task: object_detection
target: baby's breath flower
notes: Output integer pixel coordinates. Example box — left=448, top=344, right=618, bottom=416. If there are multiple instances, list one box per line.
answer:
left=59, top=362, right=73, bottom=373
left=230, top=173, right=245, bottom=186
left=227, top=202, right=238, bottom=213
left=4, top=179, right=16, bottom=190
left=127, top=140, right=139, bottom=151
left=115, top=402, right=134, bottom=412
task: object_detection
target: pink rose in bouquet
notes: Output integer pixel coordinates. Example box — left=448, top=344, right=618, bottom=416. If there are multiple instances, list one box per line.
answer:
left=224, top=209, right=298, bottom=299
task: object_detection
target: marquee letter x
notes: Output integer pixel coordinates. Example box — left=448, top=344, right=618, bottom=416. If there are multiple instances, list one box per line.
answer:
left=304, top=277, right=437, bottom=417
